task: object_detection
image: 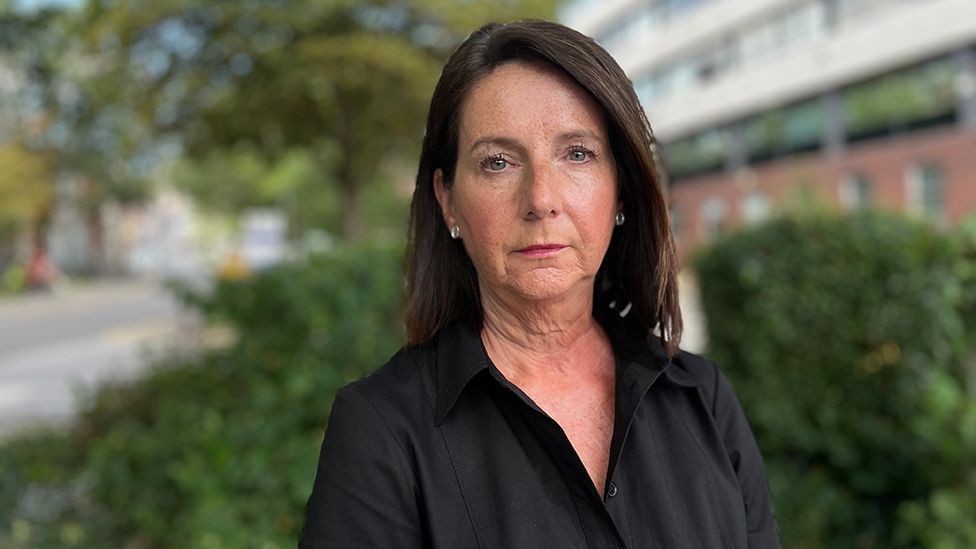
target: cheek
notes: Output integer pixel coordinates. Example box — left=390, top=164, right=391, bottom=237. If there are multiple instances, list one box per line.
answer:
left=566, top=174, right=617, bottom=222
left=458, top=192, right=504, bottom=232
left=566, top=188, right=615, bottom=218
left=455, top=192, right=510, bottom=262
left=568, top=181, right=617, bottom=259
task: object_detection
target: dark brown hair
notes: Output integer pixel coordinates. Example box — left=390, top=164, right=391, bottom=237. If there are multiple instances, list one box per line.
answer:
left=404, top=20, right=682, bottom=356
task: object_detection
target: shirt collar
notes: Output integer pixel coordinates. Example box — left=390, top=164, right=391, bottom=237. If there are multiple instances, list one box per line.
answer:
left=434, top=321, right=491, bottom=425
left=660, top=356, right=700, bottom=387
left=432, top=318, right=700, bottom=425
left=599, top=312, right=701, bottom=389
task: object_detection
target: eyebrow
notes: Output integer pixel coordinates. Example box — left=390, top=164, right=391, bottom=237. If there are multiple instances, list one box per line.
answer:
left=556, top=129, right=603, bottom=143
left=467, top=130, right=605, bottom=153
left=468, top=136, right=523, bottom=154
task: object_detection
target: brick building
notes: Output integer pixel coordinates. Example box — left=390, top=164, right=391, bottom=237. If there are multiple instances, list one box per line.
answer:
left=563, top=0, right=976, bottom=262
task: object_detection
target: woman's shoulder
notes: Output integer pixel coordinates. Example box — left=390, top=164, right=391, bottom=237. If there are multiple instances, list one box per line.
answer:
left=333, top=320, right=486, bottom=432
left=355, top=343, right=434, bottom=388
left=668, top=348, right=720, bottom=385
left=665, top=349, right=743, bottom=410
left=339, top=342, right=437, bottom=419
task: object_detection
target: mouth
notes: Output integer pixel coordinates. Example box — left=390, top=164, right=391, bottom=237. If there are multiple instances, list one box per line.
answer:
left=515, top=244, right=567, bottom=257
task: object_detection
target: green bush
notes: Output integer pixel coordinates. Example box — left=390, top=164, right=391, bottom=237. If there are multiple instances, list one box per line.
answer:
left=694, top=212, right=976, bottom=548
left=0, top=245, right=405, bottom=548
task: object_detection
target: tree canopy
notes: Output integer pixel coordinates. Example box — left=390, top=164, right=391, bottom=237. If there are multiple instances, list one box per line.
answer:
left=70, top=0, right=558, bottom=240
left=1, top=0, right=558, bottom=251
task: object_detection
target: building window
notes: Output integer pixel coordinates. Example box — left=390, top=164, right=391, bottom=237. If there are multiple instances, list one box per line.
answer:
left=598, top=9, right=666, bottom=53
left=663, top=129, right=728, bottom=179
left=741, top=191, right=770, bottom=224
left=783, top=2, right=828, bottom=47
left=739, top=17, right=780, bottom=69
left=844, top=56, right=958, bottom=142
left=742, top=98, right=824, bottom=163
left=906, top=163, right=946, bottom=223
left=700, top=196, right=727, bottom=239
left=840, top=174, right=873, bottom=209
left=592, top=0, right=714, bottom=55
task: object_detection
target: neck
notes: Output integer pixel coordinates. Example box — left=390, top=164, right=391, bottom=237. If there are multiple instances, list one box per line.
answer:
left=480, top=285, right=612, bottom=382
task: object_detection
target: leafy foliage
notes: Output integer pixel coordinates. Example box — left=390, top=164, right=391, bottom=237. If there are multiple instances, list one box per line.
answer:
left=169, top=145, right=343, bottom=237
left=0, top=245, right=405, bottom=547
left=0, top=144, right=53, bottom=241
left=2, top=0, right=557, bottom=259
left=73, top=0, right=557, bottom=239
left=694, top=212, right=976, bottom=548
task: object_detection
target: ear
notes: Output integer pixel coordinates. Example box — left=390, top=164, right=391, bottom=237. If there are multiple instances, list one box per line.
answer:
left=433, top=168, right=454, bottom=228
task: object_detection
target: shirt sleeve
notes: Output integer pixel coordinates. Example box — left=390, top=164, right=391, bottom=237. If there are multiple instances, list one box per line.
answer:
left=300, top=385, right=424, bottom=548
left=707, top=363, right=782, bottom=549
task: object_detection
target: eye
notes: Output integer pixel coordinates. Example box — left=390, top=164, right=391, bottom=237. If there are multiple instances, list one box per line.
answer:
left=481, top=154, right=509, bottom=172
left=568, top=145, right=595, bottom=162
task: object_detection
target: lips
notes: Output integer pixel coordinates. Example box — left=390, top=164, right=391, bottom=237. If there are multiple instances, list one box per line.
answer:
left=516, top=244, right=566, bottom=257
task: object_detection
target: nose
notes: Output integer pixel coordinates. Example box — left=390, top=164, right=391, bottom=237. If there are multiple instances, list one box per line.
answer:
left=522, top=161, right=560, bottom=220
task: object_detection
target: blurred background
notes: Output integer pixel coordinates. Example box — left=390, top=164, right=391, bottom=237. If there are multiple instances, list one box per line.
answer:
left=0, top=0, right=973, bottom=547
left=565, top=0, right=976, bottom=260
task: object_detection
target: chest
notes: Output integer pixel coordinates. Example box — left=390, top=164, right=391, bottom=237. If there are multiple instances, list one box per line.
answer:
left=518, top=378, right=616, bottom=494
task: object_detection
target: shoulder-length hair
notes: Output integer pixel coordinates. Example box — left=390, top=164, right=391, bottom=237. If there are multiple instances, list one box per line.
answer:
left=404, top=20, right=682, bottom=356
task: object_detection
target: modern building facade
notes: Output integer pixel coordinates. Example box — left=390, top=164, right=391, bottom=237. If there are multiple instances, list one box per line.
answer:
left=563, top=0, right=976, bottom=261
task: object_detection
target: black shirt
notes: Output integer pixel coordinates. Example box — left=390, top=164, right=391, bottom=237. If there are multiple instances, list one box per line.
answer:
left=301, top=319, right=780, bottom=548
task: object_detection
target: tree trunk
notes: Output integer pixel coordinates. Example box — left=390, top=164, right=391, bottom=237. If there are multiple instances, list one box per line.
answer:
left=312, top=148, right=362, bottom=242
left=340, top=178, right=362, bottom=243
left=336, top=96, right=363, bottom=242
left=83, top=177, right=104, bottom=275
left=29, top=194, right=53, bottom=254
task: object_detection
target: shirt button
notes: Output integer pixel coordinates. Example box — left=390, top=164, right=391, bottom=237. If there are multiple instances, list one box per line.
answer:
left=608, top=482, right=618, bottom=497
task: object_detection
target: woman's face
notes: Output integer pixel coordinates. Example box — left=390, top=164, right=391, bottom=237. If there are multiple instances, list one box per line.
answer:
left=435, top=61, right=619, bottom=305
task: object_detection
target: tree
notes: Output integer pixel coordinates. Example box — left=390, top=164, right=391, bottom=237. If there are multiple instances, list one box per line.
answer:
left=0, top=143, right=53, bottom=254
left=170, top=145, right=341, bottom=237
left=1, top=3, right=153, bottom=272
left=0, top=6, right=62, bottom=262
left=74, top=0, right=558, bottom=241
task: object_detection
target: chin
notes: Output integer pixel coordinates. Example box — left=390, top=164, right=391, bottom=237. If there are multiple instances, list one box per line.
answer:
left=509, top=270, right=586, bottom=302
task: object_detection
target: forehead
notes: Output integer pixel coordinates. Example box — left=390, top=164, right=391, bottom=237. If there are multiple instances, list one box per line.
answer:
left=458, top=61, right=608, bottom=145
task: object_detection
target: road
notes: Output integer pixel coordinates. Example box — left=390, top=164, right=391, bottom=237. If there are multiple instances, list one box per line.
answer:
left=0, top=278, right=201, bottom=438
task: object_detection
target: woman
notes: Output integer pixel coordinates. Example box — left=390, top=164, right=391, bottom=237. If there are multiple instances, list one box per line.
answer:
left=302, top=20, right=779, bottom=548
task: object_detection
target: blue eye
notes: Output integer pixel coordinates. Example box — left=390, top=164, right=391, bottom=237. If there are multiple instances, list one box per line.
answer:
left=568, top=146, right=595, bottom=162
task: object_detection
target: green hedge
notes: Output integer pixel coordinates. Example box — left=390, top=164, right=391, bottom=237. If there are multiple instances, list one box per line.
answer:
left=695, top=212, right=976, bottom=548
left=0, top=245, right=404, bottom=548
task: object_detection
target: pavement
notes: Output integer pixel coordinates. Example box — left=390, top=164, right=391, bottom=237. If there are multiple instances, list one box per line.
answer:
left=0, top=277, right=202, bottom=439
